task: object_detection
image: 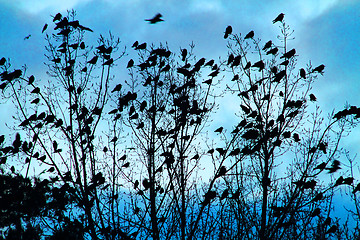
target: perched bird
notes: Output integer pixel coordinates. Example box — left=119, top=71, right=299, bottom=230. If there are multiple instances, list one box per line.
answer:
left=309, top=94, right=317, bottom=102
left=280, top=60, right=289, bottom=66
left=252, top=60, right=265, bottom=71
left=244, top=30, right=254, bottom=39
left=314, top=162, right=326, bottom=171
left=281, top=49, right=296, bottom=59
left=0, top=57, right=6, bottom=65
left=136, top=42, right=147, bottom=50
left=125, top=59, right=134, bottom=69
left=224, top=25, right=232, bottom=39
left=273, top=13, right=285, bottom=24
left=53, top=13, right=62, bottom=22
left=145, top=13, right=164, bottom=24
left=263, top=40, right=272, bottom=50
left=266, top=47, right=279, bottom=55
left=42, top=24, right=48, bottom=33
left=244, top=61, right=251, bottom=70
left=300, top=68, right=306, bottom=79
left=214, top=127, right=223, bottom=133
left=102, top=58, right=113, bottom=66
left=87, top=56, right=98, bottom=65
left=312, top=64, right=325, bottom=74
left=181, top=48, right=187, bottom=61
left=112, top=84, right=122, bottom=93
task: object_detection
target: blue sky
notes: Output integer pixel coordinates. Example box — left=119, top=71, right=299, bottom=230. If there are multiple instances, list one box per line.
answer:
left=1, top=0, right=358, bottom=153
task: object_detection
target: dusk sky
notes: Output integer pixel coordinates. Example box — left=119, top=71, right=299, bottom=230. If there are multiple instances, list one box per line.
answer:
left=0, top=1, right=359, bottom=154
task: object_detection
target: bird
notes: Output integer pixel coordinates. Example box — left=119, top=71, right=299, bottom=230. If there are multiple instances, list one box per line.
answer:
left=102, top=58, right=113, bottom=66
left=181, top=49, right=187, bottom=61
left=266, top=47, right=278, bottom=55
left=31, top=98, right=40, bottom=104
left=28, top=75, right=35, bottom=85
left=112, top=84, right=122, bottom=93
left=280, top=49, right=296, bottom=59
left=273, top=13, right=285, bottom=24
left=127, top=59, right=134, bottom=68
left=53, top=13, right=62, bottom=22
left=42, top=24, right=48, bottom=33
left=244, top=30, right=254, bottom=39
left=244, top=61, right=251, bottom=70
left=136, top=42, right=147, bottom=50
left=224, top=25, right=232, bottom=39
left=300, top=68, right=306, bottom=79
left=214, top=127, right=223, bottom=133
left=0, top=57, right=5, bottom=65
left=31, top=87, right=40, bottom=94
left=263, top=40, right=272, bottom=50
left=87, top=56, right=98, bottom=65
left=312, top=64, right=325, bottom=74
left=252, top=60, right=265, bottom=71
left=280, top=60, right=289, bottom=66
left=314, top=162, right=326, bottom=171
left=145, top=13, right=164, bottom=24
left=309, top=94, right=317, bottom=101
left=24, top=34, right=31, bottom=40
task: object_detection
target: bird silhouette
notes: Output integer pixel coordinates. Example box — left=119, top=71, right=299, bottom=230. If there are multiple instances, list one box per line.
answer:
left=0, top=57, right=5, bottom=65
left=87, top=56, right=98, bottom=65
left=53, top=13, right=62, bottom=22
left=300, top=68, right=306, bottom=79
left=42, top=24, right=48, bottom=33
left=263, top=40, right=272, bottom=50
left=112, top=84, right=122, bottom=93
left=273, top=13, right=285, bottom=24
left=224, top=25, right=232, bottom=39
left=214, top=127, right=223, bottom=133
left=312, top=64, right=325, bottom=74
left=24, top=34, right=31, bottom=40
left=280, top=48, right=296, bottom=59
left=244, top=30, right=254, bottom=39
left=252, top=60, right=265, bottom=71
left=146, top=13, right=164, bottom=24
left=136, top=42, right=147, bottom=50
left=266, top=47, right=279, bottom=55
left=102, top=58, right=113, bottom=66
left=244, top=61, right=251, bottom=70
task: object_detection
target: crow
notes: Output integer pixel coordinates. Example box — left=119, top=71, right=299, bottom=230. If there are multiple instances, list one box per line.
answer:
left=312, top=64, right=325, bottom=74
left=252, top=60, right=265, bottom=71
left=309, top=94, right=317, bottom=101
left=214, top=127, right=223, bottom=133
left=244, top=30, right=254, bottom=39
left=300, top=68, right=306, bottom=79
left=87, top=56, right=98, bottom=65
left=280, top=48, right=296, bottom=59
left=146, top=13, right=164, bottom=24
left=263, top=40, right=272, bottom=50
left=53, top=13, right=62, bottom=22
left=273, top=13, right=285, bottom=24
left=266, top=47, right=278, bottom=55
left=24, top=34, right=31, bottom=40
left=224, top=25, right=232, bottom=39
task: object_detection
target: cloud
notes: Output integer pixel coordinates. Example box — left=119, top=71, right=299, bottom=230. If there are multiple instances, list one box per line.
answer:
left=2, top=0, right=92, bottom=14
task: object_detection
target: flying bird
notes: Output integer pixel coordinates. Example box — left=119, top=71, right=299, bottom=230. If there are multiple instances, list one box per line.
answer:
left=146, top=13, right=164, bottom=24
left=24, top=34, right=31, bottom=40
left=244, top=30, right=254, bottom=39
left=224, top=25, right=232, bottom=39
left=273, top=13, right=285, bottom=24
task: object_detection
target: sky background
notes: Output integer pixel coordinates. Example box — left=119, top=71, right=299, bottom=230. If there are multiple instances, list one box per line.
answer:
left=0, top=0, right=359, bottom=225
left=0, top=0, right=359, bottom=151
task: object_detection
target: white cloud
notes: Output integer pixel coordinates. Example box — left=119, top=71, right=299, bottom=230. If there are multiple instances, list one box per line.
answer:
left=3, top=0, right=92, bottom=15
